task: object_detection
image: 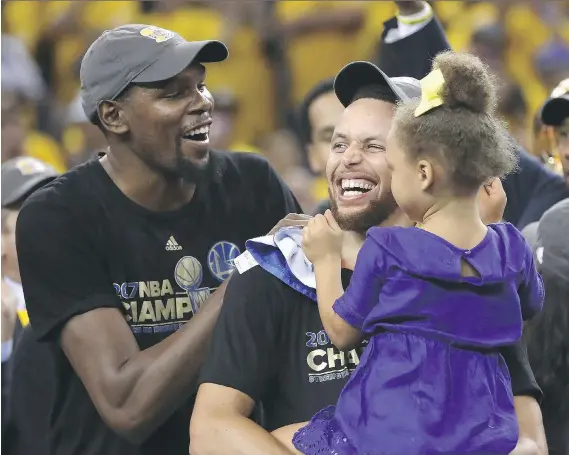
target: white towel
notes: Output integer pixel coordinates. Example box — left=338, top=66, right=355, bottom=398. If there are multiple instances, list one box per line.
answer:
left=234, top=227, right=317, bottom=301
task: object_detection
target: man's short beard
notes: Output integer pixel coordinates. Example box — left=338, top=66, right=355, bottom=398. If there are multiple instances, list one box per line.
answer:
left=329, top=188, right=399, bottom=234
left=172, top=146, right=224, bottom=184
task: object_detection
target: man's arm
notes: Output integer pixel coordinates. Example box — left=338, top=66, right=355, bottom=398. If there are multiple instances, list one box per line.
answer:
left=500, top=341, right=548, bottom=455
left=377, top=1, right=449, bottom=80
left=191, top=385, right=291, bottom=455
left=60, top=283, right=227, bottom=443
left=511, top=396, right=548, bottom=455
left=190, top=267, right=288, bottom=455
left=16, top=196, right=228, bottom=443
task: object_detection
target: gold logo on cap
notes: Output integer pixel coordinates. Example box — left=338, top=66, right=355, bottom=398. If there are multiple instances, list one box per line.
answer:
left=15, top=158, right=47, bottom=176
left=140, top=26, right=174, bottom=44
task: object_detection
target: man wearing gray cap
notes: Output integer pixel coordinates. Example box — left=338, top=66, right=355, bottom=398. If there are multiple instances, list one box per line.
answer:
left=1, top=157, right=59, bottom=452
left=15, top=25, right=301, bottom=455
left=191, top=57, right=546, bottom=455
left=523, top=198, right=569, bottom=455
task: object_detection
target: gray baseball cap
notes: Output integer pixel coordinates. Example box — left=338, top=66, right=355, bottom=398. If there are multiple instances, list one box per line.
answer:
left=80, top=24, right=229, bottom=123
left=528, top=198, right=569, bottom=283
left=334, top=61, right=422, bottom=107
left=1, top=157, right=59, bottom=208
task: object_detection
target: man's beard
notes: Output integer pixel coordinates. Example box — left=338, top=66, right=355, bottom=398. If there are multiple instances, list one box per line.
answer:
left=329, top=187, right=399, bottom=234
left=171, top=145, right=225, bottom=185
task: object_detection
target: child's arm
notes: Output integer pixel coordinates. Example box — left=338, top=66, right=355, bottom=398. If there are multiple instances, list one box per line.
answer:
left=330, top=237, right=385, bottom=350
left=518, top=242, right=545, bottom=321
left=313, top=257, right=362, bottom=351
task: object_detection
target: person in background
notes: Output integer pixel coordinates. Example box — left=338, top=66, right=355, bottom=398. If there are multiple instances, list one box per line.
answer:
left=523, top=199, right=569, bottom=455
left=522, top=78, right=569, bottom=246
left=63, top=94, right=107, bottom=168
left=209, top=89, right=261, bottom=154
left=1, top=157, right=60, bottom=455
left=541, top=78, right=569, bottom=185
left=498, top=82, right=530, bottom=151
left=1, top=93, right=67, bottom=173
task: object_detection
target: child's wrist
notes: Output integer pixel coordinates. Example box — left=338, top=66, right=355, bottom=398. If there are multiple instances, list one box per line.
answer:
left=313, top=254, right=341, bottom=268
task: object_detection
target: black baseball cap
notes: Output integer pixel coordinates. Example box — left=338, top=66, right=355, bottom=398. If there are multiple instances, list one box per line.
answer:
left=334, top=61, right=422, bottom=107
left=80, top=24, right=229, bottom=123
left=1, top=157, right=59, bottom=208
left=528, top=198, right=569, bottom=284
left=540, top=78, right=569, bottom=127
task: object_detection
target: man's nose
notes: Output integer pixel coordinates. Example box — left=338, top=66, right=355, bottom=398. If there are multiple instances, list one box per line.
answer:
left=189, top=90, right=213, bottom=114
left=342, top=144, right=364, bottom=166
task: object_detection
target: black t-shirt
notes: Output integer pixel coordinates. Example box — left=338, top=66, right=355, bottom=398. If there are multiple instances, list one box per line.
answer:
left=4, top=325, right=54, bottom=455
left=15, top=151, right=301, bottom=455
left=199, top=266, right=542, bottom=431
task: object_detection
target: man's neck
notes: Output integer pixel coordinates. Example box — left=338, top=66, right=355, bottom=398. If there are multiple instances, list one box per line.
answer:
left=378, top=208, right=413, bottom=229
left=101, top=147, right=196, bottom=212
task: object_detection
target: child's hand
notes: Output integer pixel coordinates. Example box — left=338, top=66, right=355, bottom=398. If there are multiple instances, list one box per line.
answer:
left=302, top=210, right=343, bottom=265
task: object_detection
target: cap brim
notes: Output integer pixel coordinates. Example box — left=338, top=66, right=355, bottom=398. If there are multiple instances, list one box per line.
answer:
left=1, top=174, right=57, bottom=208
left=133, top=40, right=228, bottom=84
left=334, top=61, right=411, bottom=107
left=541, top=95, right=569, bottom=126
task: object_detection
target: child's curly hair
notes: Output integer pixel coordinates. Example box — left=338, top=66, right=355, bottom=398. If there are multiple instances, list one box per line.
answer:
left=392, top=51, right=518, bottom=191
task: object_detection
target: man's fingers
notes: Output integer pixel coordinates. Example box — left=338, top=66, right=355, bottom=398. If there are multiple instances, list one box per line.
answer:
left=324, top=209, right=341, bottom=231
left=268, top=219, right=310, bottom=235
left=283, top=213, right=313, bottom=221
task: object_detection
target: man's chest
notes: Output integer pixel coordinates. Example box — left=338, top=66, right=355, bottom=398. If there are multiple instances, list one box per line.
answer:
left=267, top=303, right=367, bottom=425
left=102, top=222, right=250, bottom=340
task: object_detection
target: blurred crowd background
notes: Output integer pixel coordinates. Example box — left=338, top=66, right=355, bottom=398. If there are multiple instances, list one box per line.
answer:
left=2, top=0, right=569, bottom=215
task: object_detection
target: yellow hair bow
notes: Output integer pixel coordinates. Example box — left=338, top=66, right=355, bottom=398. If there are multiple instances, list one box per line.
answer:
left=414, top=68, right=446, bottom=117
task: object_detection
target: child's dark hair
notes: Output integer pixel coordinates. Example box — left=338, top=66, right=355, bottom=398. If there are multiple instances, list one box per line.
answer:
left=393, top=51, right=518, bottom=191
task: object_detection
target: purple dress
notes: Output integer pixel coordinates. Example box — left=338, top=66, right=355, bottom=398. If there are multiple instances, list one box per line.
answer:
left=293, top=223, right=544, bottom=455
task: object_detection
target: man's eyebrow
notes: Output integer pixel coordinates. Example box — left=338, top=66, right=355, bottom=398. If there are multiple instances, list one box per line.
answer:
left=331, top=131, right=348, bottom=141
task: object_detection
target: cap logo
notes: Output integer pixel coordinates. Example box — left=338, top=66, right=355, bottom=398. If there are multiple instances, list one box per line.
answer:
left=536, top=246, right=544, bottom=265
left=140, top=26, right=174, bottom=44
left=14, top=158, right=47, bottom=176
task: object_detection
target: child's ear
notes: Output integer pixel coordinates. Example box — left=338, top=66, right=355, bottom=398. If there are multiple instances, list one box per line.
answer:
left=417, top=159, right=434, bottom=190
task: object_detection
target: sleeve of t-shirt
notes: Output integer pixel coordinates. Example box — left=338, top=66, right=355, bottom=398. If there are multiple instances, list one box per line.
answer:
left=499, top=340, right=542, bottom=401
left=198, top=266, right=284, bottom=403
left=16, top=194, right=121, bottom=342
left=333, top=236, right=385, bottom=330
left=518, top=241, right=545, bottom=321
left=503, top=148, right=569, bottom=230
left=377, top=15, right=451, bottom=79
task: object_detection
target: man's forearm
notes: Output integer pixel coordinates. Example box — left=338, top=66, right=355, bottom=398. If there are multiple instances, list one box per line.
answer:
left=112, top=279, right=229, bottom=440
left=191, top=414, right=291, bottom=455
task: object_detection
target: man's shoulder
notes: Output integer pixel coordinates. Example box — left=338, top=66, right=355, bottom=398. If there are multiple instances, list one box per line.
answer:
left=18, top=160, right=104, bottom=235
left=229, top=265, right=314, bottom=308
left=22, top=160, right=101, bottom=211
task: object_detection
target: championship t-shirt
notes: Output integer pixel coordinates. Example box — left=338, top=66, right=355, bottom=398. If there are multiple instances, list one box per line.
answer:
left=199, top=266, right=542, bottom=431
left=16, top=151, right=301, bottom=455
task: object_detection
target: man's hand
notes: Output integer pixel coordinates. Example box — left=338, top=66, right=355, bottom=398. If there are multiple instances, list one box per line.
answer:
left=302, top=210, right=343, bottom=265
left=395, top=1, right=428, bottom=16
left=268, top=213, right=312, bottom=235
left=1, top=279, right=18, bottom=343
left=478, top=178, right=507, bottom=225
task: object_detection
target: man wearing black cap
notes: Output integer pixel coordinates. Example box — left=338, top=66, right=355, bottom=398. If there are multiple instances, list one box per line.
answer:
left=541, top=79, right=569, bottom=185
left=15, top=25, right=301, bottom=455
left=191, top=56, right=546, bottom=455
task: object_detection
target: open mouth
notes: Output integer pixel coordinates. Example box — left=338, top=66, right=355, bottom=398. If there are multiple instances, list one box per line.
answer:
left=182, top=124, right=211, bottom=142
left=339, top=178, right=377, bottom=198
